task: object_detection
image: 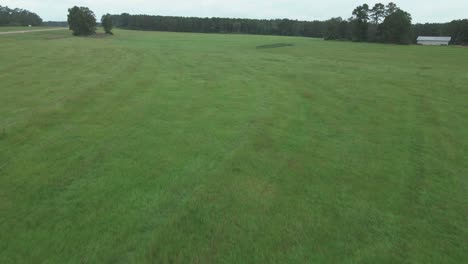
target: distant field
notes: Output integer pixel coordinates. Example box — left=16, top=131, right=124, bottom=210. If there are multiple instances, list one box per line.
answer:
left=0, top=29, right=467, bottom=263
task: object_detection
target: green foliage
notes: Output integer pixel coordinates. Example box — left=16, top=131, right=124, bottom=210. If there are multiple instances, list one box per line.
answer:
left=324, top=17, right=350, bottom=40
left=385, top=2, right=399, bottom=16
left=43, top=21, right=68, bottom=27
left=352, top=4, right=370, bottom=21
left=109, top=11, right=467, bottom=46
left=119, top=13, right=130, bottom=28
left=351, top=4, right=370, bottom=41
left=378, top=9, right=412, bottom=44
left=370, top=3, right=386, bottom=24
left=110, top=14, right=326, bottom=38
left=412, top=19, right=468, bottom=45
left=67, top=6, right=96, bottom=36
left=0, top=5, right=42, bottom=26
left=101, top=13, right=113, bottom=35
left=1, top=29, right=467, bottom=263
left=449, top=19, right=468, bottom=45
left=324, top=2, right=466, bottom=45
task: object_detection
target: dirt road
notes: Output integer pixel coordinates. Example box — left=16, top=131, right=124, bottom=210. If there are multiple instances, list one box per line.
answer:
left=0, top=28, right=68, bottom=35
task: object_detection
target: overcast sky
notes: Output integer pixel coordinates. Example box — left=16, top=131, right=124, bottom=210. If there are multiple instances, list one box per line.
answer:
left=3, top=0, right=467, bottom=23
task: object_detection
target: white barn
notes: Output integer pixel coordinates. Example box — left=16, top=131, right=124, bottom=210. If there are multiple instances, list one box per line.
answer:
left=417, top=36, right=451, bottom=46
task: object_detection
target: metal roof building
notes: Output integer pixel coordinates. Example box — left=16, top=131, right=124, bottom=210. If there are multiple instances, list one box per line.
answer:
left=417, top=36, right=451, bottom=46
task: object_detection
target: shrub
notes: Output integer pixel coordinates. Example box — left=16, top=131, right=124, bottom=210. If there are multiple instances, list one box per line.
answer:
left=67, top=6, right=96, bottom=36
left=101, top=14, right=113, bottom=35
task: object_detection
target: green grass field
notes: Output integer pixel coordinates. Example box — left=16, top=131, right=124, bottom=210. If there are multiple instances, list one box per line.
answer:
left=1, top=29, right=467, bottom=263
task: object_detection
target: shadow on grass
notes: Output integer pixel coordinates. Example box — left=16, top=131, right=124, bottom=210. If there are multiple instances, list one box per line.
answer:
left=256, top=43, right=294, bottom=49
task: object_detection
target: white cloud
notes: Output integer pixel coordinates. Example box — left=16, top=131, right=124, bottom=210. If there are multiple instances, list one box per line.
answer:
left=2, top=0, right=467, bottom=23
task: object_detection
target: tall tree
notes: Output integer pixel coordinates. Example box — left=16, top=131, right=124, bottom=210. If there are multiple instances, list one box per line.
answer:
left=385, top=2, right=399, bottom=16
left=67, top=6, right=96, bottom=36
left=370, top=3, right=386, bottom=24
left=352, top=4, right=370, bottom=41
left=378, top=9, right=412, bottom=44
left=101, top=14, right=113, bottom=34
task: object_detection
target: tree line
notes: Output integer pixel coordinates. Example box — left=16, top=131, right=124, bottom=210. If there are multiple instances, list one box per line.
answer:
left=0, top=5, right=42, bottom=26
left=111, top=14, right=325, bottom=38
left=324, top=2, right=413, bottom=44
left=323, top=2, right=468, bottom=45
left=110, top=2, right=467, bottom=45
left=43, top=21, right=68, bottom=27
left=2, top=4, right=467, bottom=45
left=413, top=20, right=468, bottom=45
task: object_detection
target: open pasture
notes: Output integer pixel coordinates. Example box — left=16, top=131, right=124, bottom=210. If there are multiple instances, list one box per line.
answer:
left=0, top=29, right=467, bottom=263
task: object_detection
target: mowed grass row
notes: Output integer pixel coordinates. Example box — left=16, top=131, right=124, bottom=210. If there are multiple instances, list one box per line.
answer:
left=0, top=29, right=467, bottom=263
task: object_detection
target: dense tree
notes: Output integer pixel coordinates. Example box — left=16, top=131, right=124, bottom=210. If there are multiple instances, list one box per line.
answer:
left=412, top=23, right=443, bottom=39
left=101, top=14, right=113, bottom=34
left=351, top=4, right=370, bottom=41
left=378, top=9, right=412, bottom=44
left=43, top=21, right=68, bottom=27
left=0, top=5, right=42, bottom=26
left=119, top=13, right=130, bottom=28
left=385, top=2, right=399, bottom=16
left=447, top=19, right=468, bottom=45
left=67, top=6, right=97, bottom=36
left=370, top=3, right=386, bottom=24
left=303, top=20, right=325, bottom=38
left=109, top=14, right=327, bottom=37
left=107, top=4, right=466, bottom=46
left=411, top=20, right=468, bottom=45
left=324, top=17, right=351, bottom=40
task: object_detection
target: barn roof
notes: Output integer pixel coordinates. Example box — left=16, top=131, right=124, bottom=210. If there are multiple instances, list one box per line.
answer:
left=417, top=36, right=452, bottom=41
